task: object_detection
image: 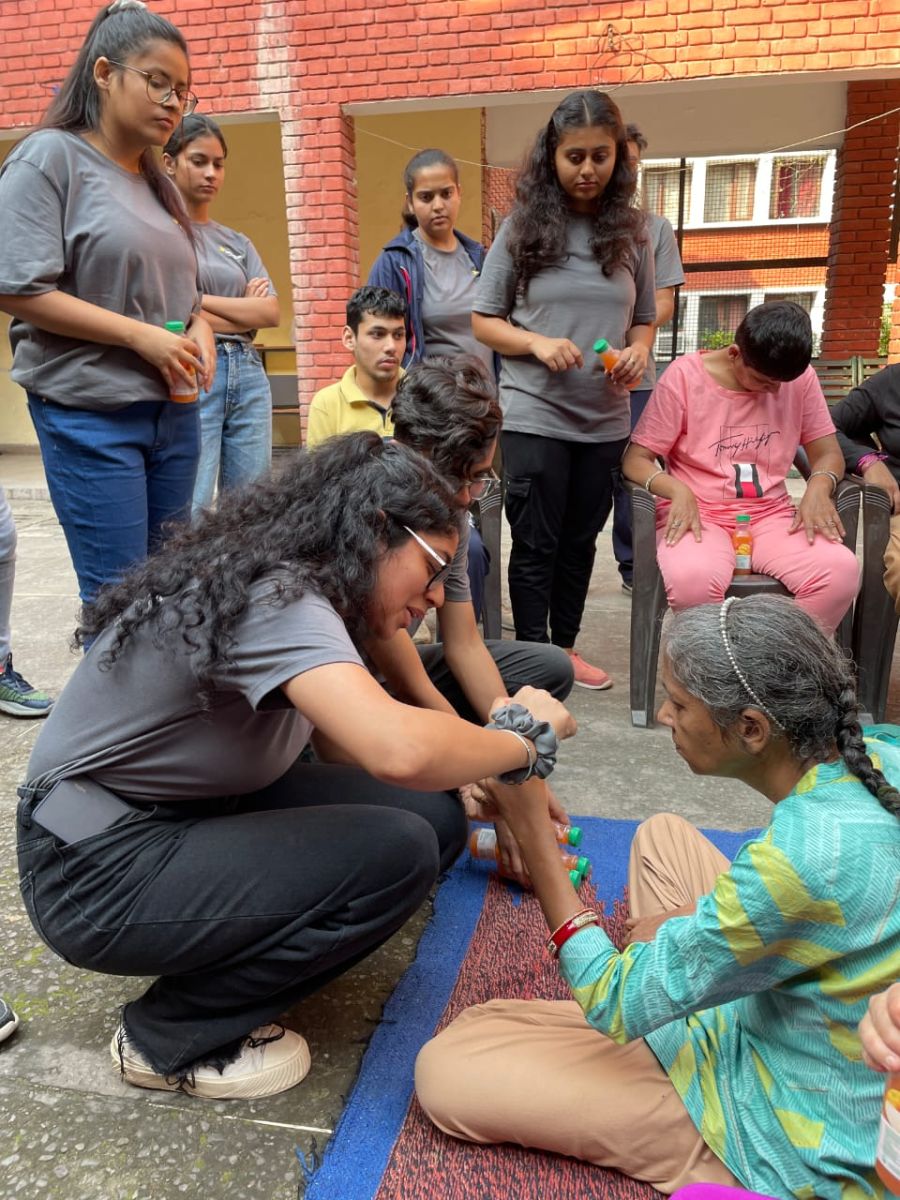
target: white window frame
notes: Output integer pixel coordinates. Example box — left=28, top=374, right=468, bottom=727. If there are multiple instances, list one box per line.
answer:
left=639, top=150, right=835, bottom=231
left=676, top=285, right=825, bottom=355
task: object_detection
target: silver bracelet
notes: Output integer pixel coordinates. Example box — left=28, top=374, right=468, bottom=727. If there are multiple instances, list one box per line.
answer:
left=496, top=728, right=535, bottom=776
left=644, top=468, right=665, bottom=494
left=808, top=469, right=839, bottom=495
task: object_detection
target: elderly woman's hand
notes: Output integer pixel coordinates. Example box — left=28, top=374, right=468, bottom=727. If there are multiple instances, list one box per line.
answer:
left=860, top=983, right=900, bottom=1073
left=663, top=481, right=703, bottom=547
left=790, top=476, right=845, bottom=545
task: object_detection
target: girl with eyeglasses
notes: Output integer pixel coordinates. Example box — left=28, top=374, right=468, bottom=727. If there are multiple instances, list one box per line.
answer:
left=164, top=114, right=281, bottom=517
left=0, top=1, right=214, bottom=606
left=17, top=432, right=575, bottom=1100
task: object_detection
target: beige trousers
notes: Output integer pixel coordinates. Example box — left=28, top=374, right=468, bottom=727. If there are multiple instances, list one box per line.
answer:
left=882, top=513, right=900, bottom=615
left=415, top=813, right=740, bottom=1194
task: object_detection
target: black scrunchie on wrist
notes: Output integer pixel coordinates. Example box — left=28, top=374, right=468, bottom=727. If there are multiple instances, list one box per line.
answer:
left=486, top=702, right=559, bottom=785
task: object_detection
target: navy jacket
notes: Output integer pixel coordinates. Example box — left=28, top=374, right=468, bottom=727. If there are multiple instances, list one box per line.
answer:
left=367, top=226, right=488, bottom=369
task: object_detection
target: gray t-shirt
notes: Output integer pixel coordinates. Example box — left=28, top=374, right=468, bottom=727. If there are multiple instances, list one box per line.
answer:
left=193, top=219, right=275, bottom=343
left=27, top=586, right=363, bottom=802
left=474, top=216, right=656, bottom=443
left=0, top=129, right=200, bottom=409
left=414, top=230, right=494, bottom=375
left=638, top=213, right=685, bottom=391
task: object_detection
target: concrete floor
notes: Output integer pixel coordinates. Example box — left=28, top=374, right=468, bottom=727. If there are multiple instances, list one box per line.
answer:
left=2, top=451, right=898, bottom=1199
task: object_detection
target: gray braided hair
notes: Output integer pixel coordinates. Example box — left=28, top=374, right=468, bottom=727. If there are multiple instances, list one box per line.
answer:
left=662, top=596, right=900, bottom=815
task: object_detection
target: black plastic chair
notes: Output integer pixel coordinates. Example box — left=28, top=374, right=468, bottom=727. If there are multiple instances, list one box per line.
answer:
left=626, top=474, right=861, bottom=728
left=852, top=479, right=898, bottom=722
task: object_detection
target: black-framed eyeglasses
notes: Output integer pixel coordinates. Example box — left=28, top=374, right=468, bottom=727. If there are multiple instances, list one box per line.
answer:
left=106, top=60, right=198, bottom=114
left=462, top=468, right=499, bottom=500
left=403, top=526, right=453, bottom=591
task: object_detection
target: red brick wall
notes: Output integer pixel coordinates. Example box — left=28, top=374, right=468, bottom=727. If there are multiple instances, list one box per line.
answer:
left=821, top=79, right=900, bottom=359
left=1, top=1, right=899, bottom=426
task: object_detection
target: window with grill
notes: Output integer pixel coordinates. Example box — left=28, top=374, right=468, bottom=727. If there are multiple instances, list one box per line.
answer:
left=762, top=291, right=815, bottom=312
left=697, top=295, right=751, bottom=349
left=769, top=157, right=826, bottom=219
left=642, top=163, right=692, bottom=225
left=703, top=161, right=757, bottom=223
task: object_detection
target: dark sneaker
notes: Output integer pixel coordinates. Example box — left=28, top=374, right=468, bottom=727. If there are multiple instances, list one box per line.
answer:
left=0, top=998, right=20, bottom=1044
left=621, top=579, right=633, bottom=595
left=111, top=1022, right=311, bottom=1099
left=0, top=654, right=53, bottom=718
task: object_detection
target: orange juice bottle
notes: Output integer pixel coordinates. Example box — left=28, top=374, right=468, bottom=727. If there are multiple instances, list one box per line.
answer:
left=876, top=1073, right=900, bottom=1193
left=164, top=320, right=198, bottom=404
left=593, top=338, right=620, bottom=372
left=467, top=828, right=590, bottom=883
left=733, top=514, right=752, bottom=575
left=593, top=339, right=640, bottom=390
left=553, top=822, right=583, bottom=847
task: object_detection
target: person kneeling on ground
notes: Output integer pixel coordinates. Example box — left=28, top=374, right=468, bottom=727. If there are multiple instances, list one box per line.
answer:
left=416, top=595, right=900, bottom=1198
left=379, top=354, right=574, bottom=883
left=622, top=299, right=859, bottom=634
left=17, top=433, right=575, bottom=1101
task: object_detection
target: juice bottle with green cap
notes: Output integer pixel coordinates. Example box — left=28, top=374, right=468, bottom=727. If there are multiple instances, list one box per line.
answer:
left=553, top=822, right=583, bottom=847
left=468, top=828, right=590, bottom=882
left=733, top=513, right=753, bottom=576
left=593, top=339, right=640, bottom=390
left=164, top=320, right=198, bottom=404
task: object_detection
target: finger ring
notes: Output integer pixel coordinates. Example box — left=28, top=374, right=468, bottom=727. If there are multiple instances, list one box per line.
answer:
left=671, top=519, right=682, bottom=527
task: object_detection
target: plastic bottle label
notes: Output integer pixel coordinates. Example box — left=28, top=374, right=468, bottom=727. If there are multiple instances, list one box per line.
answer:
left=734, top=540, right=751, bottom=571
left=170, top=371, right=197, bottom=403
left=879, top=1090, right=900, bottom=1176
left=474, top=828, right=497, bottom=855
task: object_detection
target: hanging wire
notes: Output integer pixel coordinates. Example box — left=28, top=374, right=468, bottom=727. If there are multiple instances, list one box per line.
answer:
left=353, top=24, right=900, bottom=169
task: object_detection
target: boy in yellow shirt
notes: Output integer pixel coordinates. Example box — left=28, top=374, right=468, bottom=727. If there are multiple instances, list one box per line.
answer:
left=306, top=287, right=407, bottom=446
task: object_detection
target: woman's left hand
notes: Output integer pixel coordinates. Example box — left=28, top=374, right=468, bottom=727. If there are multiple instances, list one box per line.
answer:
left=187, top=315, right=217, bottom=392
left=244, top=277, right=270, bottom=299
left=608, top=342, right=649, bottom=388
left=790, top=479, right=845, bottom=545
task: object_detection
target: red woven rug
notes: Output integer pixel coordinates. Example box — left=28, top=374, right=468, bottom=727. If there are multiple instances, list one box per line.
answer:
left=303, top=819, right=750, bottom=1200
left=372, top=874, right=658, bottom=1200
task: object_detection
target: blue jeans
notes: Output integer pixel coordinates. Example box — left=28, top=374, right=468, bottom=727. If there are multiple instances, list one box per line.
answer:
left=192, top=341, right=272, bottom=515
left=612, top=388, right=654, bottom=584
left=28, top=395, right=199, bottom=605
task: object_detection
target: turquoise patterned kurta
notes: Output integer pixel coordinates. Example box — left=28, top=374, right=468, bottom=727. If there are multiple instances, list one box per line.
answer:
left=559, top=742, right=900, bottom=1200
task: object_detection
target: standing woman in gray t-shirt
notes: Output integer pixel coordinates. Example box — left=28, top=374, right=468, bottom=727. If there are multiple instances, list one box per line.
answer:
left=164, top=115, right=280, bottom=517
left=0, top=2, right=214, bottom=606
left=368, top=149, right=496, bottom=618
left=473, top=90, right=656, bottom=692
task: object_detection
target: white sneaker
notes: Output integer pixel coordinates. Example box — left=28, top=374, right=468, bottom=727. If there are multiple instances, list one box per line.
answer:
left=111, top=1021, right=311, bottom=1099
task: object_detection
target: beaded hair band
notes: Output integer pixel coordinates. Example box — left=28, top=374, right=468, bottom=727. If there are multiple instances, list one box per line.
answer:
left=718, top=597, right=785, bottom=730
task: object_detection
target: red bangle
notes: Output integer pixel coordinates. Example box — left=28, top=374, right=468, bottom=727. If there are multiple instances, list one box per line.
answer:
left=547, top=909, right=599, bottom=958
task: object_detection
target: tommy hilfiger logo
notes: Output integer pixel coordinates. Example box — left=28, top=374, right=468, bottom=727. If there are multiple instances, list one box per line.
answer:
left=733, top=462, right=763, bottom=499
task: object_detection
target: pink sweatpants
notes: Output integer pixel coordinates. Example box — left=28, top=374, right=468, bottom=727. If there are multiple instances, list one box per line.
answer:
left=656, top=502, right=860, bottom=635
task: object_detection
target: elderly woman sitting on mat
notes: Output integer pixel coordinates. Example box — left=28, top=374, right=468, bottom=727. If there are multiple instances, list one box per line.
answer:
left=416, top=594, right=900, bottom=1200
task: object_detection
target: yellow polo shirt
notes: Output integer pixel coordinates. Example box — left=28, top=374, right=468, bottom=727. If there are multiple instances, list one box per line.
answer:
left=306, top=365, right=402, bottom=447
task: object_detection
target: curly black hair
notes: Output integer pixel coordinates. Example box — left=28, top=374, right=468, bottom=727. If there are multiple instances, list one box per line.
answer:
left=390, top=355, right=501, bottom=485
left=506, top=90, right=646, bottom=295
left=77, top=432, right=460, bottom=679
